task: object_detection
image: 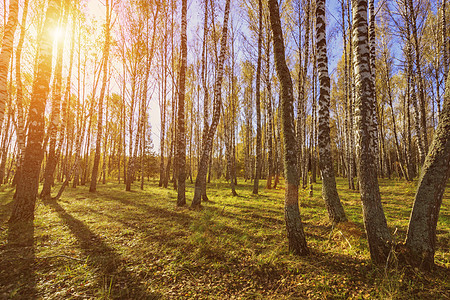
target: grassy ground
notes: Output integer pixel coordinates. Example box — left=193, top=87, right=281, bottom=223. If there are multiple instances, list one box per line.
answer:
left=0, top=177, right=449, bottom=299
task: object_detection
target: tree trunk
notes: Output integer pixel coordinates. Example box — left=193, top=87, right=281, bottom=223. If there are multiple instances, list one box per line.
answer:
left=191, top=0, right=231, bottom=208
left=273, top=102, right=283, bottom=189
left=347, top=0, right=356, bottom=190
left=225, top=27, right=238, bottom=196
left=200, top=0, right=210, bottom=187
left=41, top=6, right=68, bottom=199
left=404, top=72, right=450, bottom=271
left=340, top=0, right=352, bottom=189
left=253, top=0, right=263, bottom=195
left=265, top=32, right=274, bottom=190
left=268, top=0, right=309, bottom=255
left=0, top=75, right=12, bottom=186
left=164, top=135, right=173, bottom=188
left=9, top=0, right=60, bottom=225
left=383, top=48, right=409, bottom=181
left=158, top=20, right=167, bottom=187
left=177, top=0, right=187, bottom=206
left=54, top=89, right=86, bottom=200
left=316, top=0, right=347, bottom=224
left=102, top=94, right=109, bottom=185
left=90, top=0, right=111, bottom=193
left=407, top=0, right=428, bottom=158
left=224, top=98, right=238, bottom=196
left=443, top=0, right=448, bottom=88
left=0, top=0, right=19, bottom=130
left=368, top=0, right=379, bottom=172
left=13, top=0, right=29, bottom=187
left=406, top=34, right=425, bottom=166
left=406, top=83, right=415, bottom=179
left=352, top=0, right=391, bottom=265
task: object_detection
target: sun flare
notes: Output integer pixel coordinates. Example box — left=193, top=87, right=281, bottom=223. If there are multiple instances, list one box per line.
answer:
left=51, top=26, right=64, bottom=41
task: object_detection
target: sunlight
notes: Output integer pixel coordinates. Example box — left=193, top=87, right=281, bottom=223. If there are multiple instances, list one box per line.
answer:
left=3, top=0, right=449, bottom=297
left=51, top=26, right=64, bottom=41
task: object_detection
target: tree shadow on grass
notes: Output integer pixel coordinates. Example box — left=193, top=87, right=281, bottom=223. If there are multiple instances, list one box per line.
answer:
left=44, top=199, right=161, bottom=299
left=0, top=220, right=36, bottom=299
left=106, top=194, right=194, bottom=227
left=83, top=206, right=195, bottom=251
left=219, top=202, right=282, bottom=215
left=84, top=202, right=254, bottom=254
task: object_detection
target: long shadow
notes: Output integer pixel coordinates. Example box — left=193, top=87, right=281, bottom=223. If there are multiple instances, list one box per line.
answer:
left=83, top=206, right=195, bottom=251
left=106, top=194, right=194, bottom=227
left=44, top=200, right=161, bottom=299
left=301, top=248, right=450, bottom=297
left=219, top=202, right=282, bottom=215
left=214, top=208, right=284, bottom=230
left=0, top=220, right=36, bottom=299
left=84, top=204, right=257, bottom=256
left=84, top=198, right=268, bottom=263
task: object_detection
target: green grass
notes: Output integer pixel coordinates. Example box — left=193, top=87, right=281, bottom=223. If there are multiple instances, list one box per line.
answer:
left=0, top=177, right=449, bottom=299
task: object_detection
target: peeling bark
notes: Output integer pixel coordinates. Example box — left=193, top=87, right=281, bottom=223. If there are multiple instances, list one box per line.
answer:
left=352, top=0, right=391, bottom=265
left=316, top=0, right=347, bottom=223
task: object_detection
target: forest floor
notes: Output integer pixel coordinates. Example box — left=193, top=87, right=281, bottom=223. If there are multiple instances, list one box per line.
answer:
left=0, top=177, right=449, bottom=299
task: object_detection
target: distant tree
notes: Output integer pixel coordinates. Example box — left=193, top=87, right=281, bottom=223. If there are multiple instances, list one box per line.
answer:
left=380, top=38, right=409, bottom=180
left=252, top=0, right=263, bottom=195
left=339, top=0, right=354, bottom=189
left=297, top=0, right=310, bottom=188
left=242, top=61, right=254, bottom=182
left=201, top=0, right=209, bottom=162
left=406, top=0, right=428, bottom=159
left=41, top=3, right=69, bottom=199
left=224, top=25, right=238, bottom=196
left=265, top=24, right=274, bottom=189
left=158, top=3, right=169, bottom=187
left=90, top=0, right=112, bottom=192
left=402, top=0, right=425, bottom=168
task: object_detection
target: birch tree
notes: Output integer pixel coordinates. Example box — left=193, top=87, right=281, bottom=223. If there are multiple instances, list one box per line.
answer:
left=268, top=0, right=309, bottom=255
left=404, top=71, right=450, bottom=270
left=352, top=0, right=391, bottom=264
left=14, top=0, right=29, bottom=186
left=443, top=0, right=448, bottom=87
left=9, top=0, right=60, bottom=225
left=192, top=0, right=231, bottom=208
left=0, top=0, right=19, bottom=130
left=253, top=0, right=263, bottom=195
left=90, top=0, right=112, bottom=192
left=316, top=0, right=347, bottom=223
left=177, top=0, right=187, bottom=206
left=406, top=0, right=428, bottom=159
left=41, top=3, right=69, bottom=199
